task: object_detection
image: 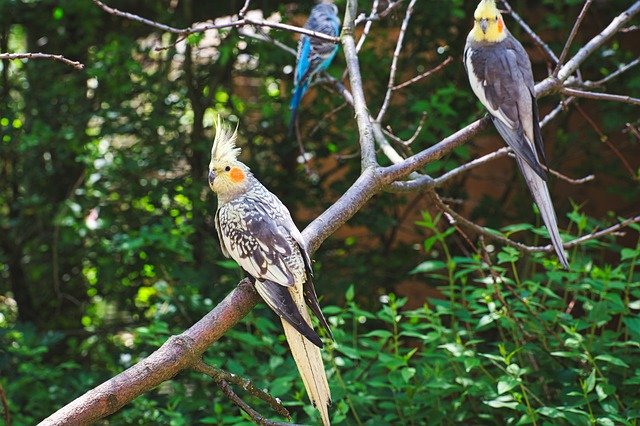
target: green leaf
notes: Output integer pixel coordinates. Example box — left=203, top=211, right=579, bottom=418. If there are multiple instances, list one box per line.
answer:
left=497, top=376, right=520, bottom=394
left=594, top=354, right=630, bottom=368
left=410, top=260, right=446, bottom=274
left=584, top=369, right=596, bottom=393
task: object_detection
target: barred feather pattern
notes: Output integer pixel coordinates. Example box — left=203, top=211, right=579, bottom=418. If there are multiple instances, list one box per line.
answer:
left=214, top=179, right=332, bottom=425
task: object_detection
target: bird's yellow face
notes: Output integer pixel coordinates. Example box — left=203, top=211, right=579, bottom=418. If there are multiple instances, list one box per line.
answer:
left=471, top=0, right=507, bottom=43
left=208, top=160, right=248, bottom=195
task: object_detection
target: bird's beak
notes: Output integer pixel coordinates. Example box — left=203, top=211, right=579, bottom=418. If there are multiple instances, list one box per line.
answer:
left=208, top=170, right=216, bottom=186
left=479, top=18, right=489, bottom=34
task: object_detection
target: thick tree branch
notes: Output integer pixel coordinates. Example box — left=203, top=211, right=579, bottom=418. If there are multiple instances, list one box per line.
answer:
left=342, top=0, right=377, bottom=170
left=0, top=53, right=84, bottom=70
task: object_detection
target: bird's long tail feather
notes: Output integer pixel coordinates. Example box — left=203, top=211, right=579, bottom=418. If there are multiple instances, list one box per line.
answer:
left=281, top=284, right=331, bottom=426
left=288, top=83, right=307, bottom=139
left=516, top=157, right=569, bottom=269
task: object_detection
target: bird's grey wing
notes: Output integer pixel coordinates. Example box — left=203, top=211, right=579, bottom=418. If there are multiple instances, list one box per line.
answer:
left=479, top=44, right=547, bottom=180
left=218, top=201, right=297, bottom=287
left=254, top=279, right=323, bottom=348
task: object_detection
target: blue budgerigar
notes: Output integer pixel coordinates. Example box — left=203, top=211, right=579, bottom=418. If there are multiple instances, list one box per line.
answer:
left=289, top=1, right=341, bottom=137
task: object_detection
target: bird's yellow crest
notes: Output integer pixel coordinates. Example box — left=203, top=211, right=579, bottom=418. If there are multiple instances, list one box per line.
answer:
left=471, top=0, right=507, bottom=43
left=211, top=115, right=241, bottom=165
left=209, top=116, right=250, bottom=196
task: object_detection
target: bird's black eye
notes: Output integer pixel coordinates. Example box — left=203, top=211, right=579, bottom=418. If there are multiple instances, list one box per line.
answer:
left=495, top=15, right=498, bottom=20
left=224, top=166, right=231, bottom=172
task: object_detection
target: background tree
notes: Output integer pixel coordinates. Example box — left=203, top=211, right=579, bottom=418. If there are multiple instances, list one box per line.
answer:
left=1, top=0, right=639, bottom=425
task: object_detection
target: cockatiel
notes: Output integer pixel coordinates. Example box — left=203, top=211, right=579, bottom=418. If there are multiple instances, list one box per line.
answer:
left=289, top=1, right=341, bottom=137
left=208, top=116, right=332, bottom=425
left=464, top=0, right=569, bottom=269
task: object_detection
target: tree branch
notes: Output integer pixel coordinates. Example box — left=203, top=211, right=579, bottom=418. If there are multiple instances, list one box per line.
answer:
left=0, top=53, right=84, bottom=70
left=92, top=0, right=340, bottom=43
left=554, top=0, right=593, bottom=76
left=562, top=87, right=640, bottom=106
left=376, top=0, right=417, bottom=122
left=193, top=360, right=292, bottom=425
left=342, top=0, right=377, bottom=170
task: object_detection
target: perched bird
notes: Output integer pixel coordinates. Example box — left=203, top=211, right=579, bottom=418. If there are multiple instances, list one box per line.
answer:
left=463, top=0, right=569, bottom=269
left=208, top=116, right=332, bottom=425
left=289, top=1, right=341, bottom=137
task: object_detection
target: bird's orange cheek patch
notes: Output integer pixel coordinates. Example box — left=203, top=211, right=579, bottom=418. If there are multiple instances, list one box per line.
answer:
left=498, top=16, right=504, bottom=33
left=230, top=167, right=245, bottom=183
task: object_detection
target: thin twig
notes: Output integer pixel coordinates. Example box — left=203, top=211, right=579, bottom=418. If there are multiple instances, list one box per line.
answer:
left=554, top=0, right=593, bottom=76
left=431, top=190, right=640, bottom=254
left=376, top=0, right=417, bottom=122
left=501, top=1, right=559, bottom=64
left=238, top=0, right=252, bottom=19
left=309, top=102, right=348, bottom=137
left=383, top=112, right=427, bottom=146
left=92, top=0, right=339, bottom=43
left=581, top=57, right=640, bottom=88
left=574, top=103, right=638, bottom=179
left=539, top=97, right=575, bottom=128
left=391, top=56, right=453, bottom=90
left=0, top=52, right=84, bottom=70
left=239, top=29, right=296, bottom=56
left=548, top=169, right=595, bottom=185
left=355, top=0, right=380, bottom=52
left=556, top=2, right=640, bottom=83
left=562, top=87, right=640, bottom=106
left=193, top=360, right=290, bottom=420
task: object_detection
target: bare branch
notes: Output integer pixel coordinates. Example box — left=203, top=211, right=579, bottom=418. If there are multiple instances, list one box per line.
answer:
left=391, top=56, right=453, bottom=91
left=539, top=97, right=575, bottom=128
left=92, top=0, right=340, bottom=43
left=342, top=0, right=377, bottom=169
left=562, top=87, right=640, bottom=106
left=355, top=0, right=380, bottom=52
left=556, top=1, right=640, bottom=83
left=574, top=103, right=638, bottom=180
left=0, top=53, right=84, bottom=70
left=548, top=168, right=595, bottom=185
left=193, top=360, right=292, bottom=424
left=554, top=0, right=593, bottom=76
left=238, top=0, right=252, bottom=19
left=581, top=57, right=639, bottom=88
left=501, top=1, right=559, bottom=64
left=376, top=0, right=417, bottom=122
left=239, top=29, right=296, bottom=56
left=430, top=191, right=640, bottom=255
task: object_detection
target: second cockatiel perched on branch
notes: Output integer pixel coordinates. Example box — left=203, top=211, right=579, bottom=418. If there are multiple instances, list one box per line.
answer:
left=208, top=116, right=332, bottom=425
left=464, top=0, right=569, bottom=269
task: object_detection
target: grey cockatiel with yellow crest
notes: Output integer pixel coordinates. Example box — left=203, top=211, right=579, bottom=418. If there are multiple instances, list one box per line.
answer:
left=208, top=116, right=332, bottom=425
left=464, top=0, right=569, bottom=268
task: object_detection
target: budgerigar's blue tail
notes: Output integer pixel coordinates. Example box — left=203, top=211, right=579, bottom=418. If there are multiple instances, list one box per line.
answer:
left=288, top=82, right=308, bottom=138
